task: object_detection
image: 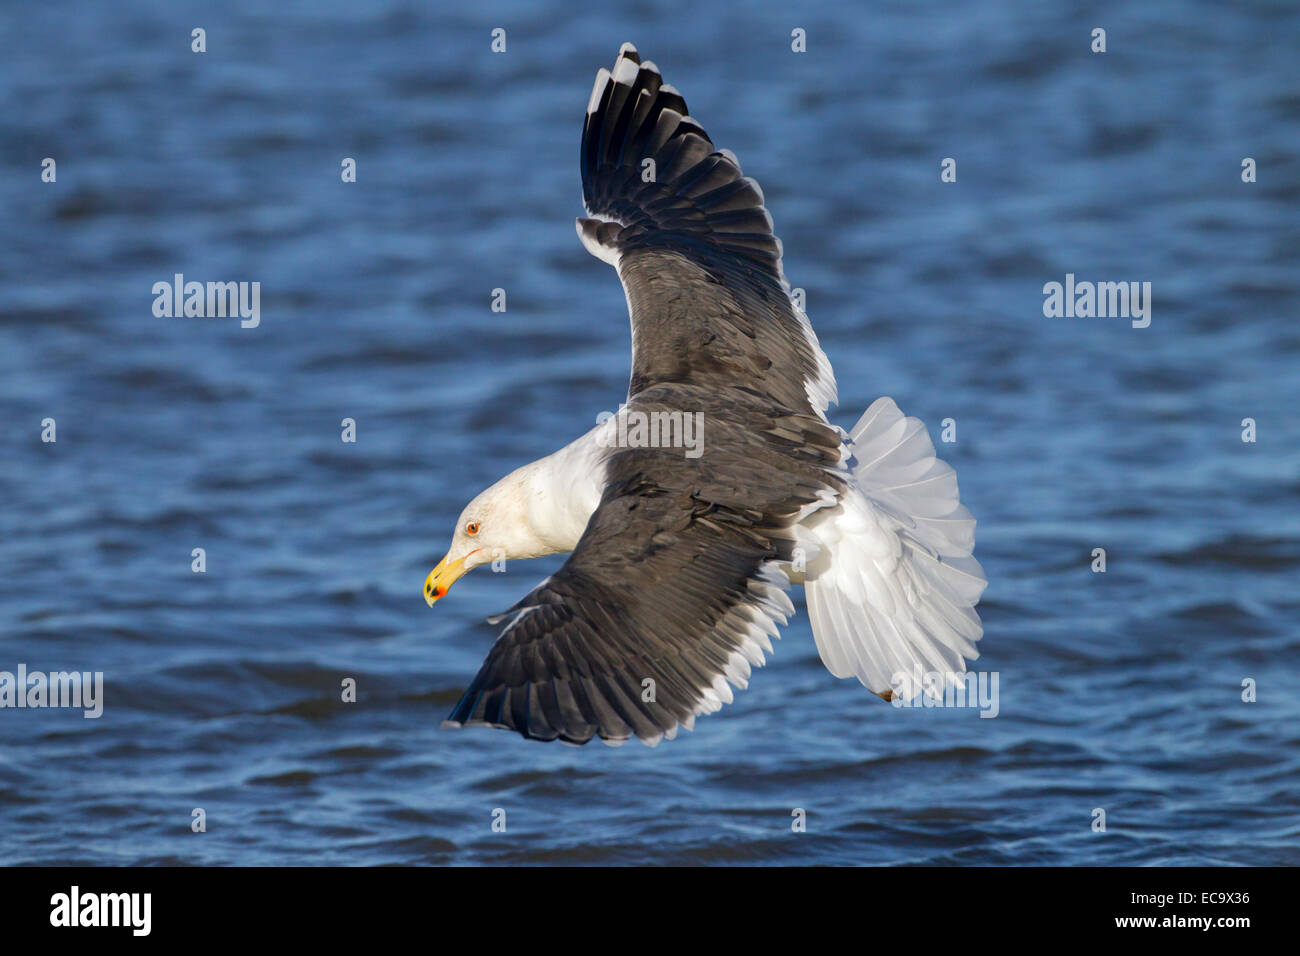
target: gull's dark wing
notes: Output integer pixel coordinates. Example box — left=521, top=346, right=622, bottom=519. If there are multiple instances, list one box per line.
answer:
left=577, top=43, right=837, bottom=417
left=444, top=387, right=843, bottom=745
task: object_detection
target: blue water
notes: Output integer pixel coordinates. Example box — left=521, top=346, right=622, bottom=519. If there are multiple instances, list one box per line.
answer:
left=1, top=0, right=1297, bottom=865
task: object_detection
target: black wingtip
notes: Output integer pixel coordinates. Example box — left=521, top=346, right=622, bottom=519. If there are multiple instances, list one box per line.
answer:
left=579, top=44, right=780, bottom=269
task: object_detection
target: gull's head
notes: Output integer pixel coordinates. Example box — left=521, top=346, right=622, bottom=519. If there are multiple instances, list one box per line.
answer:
left=424, top=475, right=540, bottom=607
left=424, top=490, right=496, bottom=607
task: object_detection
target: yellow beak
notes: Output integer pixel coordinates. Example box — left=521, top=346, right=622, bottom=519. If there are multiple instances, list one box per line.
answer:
left=424, top=552, right=472, bottom=607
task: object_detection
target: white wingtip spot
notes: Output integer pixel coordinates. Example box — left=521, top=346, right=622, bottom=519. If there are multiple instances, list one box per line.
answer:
left=612, top=56, right=639, bottom=85
left=576, top=218, right=621, bottom=267
left=587, top=68, right=611, bottom=115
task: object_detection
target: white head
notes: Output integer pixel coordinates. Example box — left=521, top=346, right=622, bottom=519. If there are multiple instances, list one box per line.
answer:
left=423, top=470, right=551, bottom=606
left=422, top=433, right=608, bottom=607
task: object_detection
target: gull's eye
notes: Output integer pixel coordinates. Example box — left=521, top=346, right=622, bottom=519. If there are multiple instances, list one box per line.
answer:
left=465, top=521, right=480, bottom=536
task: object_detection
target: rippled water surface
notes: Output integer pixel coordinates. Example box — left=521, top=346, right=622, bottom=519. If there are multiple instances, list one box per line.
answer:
left=1, top=0, right=1298, bottom=865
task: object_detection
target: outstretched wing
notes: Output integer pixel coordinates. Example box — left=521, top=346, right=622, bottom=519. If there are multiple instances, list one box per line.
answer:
left=445, top=389, right=844, bottom=745
left=577, top=43, right=837, bottom=417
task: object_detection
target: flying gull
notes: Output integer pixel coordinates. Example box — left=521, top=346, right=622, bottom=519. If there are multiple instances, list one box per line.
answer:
left=424, top=43, right=987, bottom=746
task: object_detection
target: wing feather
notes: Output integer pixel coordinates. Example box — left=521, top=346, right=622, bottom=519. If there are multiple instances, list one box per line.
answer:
left=578, top=43, right=836, bottom=415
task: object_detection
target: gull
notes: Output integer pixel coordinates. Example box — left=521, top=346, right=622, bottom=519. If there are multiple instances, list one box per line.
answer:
left=423, top=43, right=986, bottom=746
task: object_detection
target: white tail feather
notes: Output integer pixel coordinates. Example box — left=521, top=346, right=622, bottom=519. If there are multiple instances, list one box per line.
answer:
left=803, top=398, right=987, bottom=698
